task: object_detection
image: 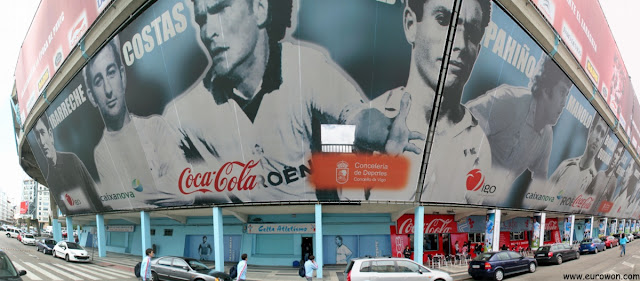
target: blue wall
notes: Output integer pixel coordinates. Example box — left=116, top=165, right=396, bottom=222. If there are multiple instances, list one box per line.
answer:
left=85, top=213, right=392, bottom=266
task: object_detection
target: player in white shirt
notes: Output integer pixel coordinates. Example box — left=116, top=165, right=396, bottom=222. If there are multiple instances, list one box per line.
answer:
left=163, top=0, right=423, bottom=203
left=83, top=35, right=194, bottom=210
left=371, top=0, right=493, bottom=203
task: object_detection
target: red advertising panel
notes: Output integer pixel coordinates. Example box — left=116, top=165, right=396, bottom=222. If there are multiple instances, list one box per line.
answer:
left=532, top=0, right=635, bottom=134
left=396, top=214, right=458, bottom=235
left=14, top=0, right=112, bottom=124
left=19, top=201, right=28, bottom=214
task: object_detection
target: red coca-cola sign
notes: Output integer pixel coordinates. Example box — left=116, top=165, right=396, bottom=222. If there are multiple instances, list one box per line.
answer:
left=396, top=214, right=457, bottom=234
left=598, top=201, right=614, bottom=213
left=545, top=218, right=558, bottom=231
left=178, top=160, right=259, bottom=194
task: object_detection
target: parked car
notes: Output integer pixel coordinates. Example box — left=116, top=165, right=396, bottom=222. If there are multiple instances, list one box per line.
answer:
left=20, top=234, right=36, bottom=246
left=535, top=243, right=579, bottom=265
left=5, top=228, right=19, bottom=238
left=53, top=241, right=90, bottom=262
left=150, top=256, right=232, bottom=281
left=579, top=238, right=606, bottom=254
left=468, top=251, right=536, bottom=281
left=0, top=249, right=27, bottom=280
left=36, top=239, right=56, bottom=254
left=604, top=236, right=619, bottom=248
left=633, top=232, right=640, bottom=239
left=344, top=257, right=452, bottom=281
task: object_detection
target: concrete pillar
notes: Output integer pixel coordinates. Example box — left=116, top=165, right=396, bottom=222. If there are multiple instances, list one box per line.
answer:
left=315, top=204, right=323, bottom=278
left=587, top=217, right=594, bottom=239
left=213, top=207, right=224, bottom=273
left=96, top=214, right=106, bottom=257
left=66, top=217, right=73, bottom=242
left=600, top=218, right=607, bottom=237
left=140, top=211, right=151, bottom=257
left=611, top=219, right=617, bottom=236
left=414, top=206, right=424, bottom=264
left=486, top=210, right=501, bottom=252
left=567, top=215, right=575, bottom=245
left=621, top=219, right=626, bottom=234
left=52, top=219, right=62, bottom=242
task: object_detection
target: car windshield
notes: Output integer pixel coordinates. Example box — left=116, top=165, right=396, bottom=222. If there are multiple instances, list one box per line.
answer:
left=473, top=253, right=493, bottom=261
left=581, top=240, right=592, bottom=243
left=45, top=240, right=56, bottom=245
left=537, top=246, right=551, bottom=252
left=66, top=242, right=83, bottom=250
left=0, top=254, right=17, bottom=277
left=187, top=260, right=209, bottom=271
left=24, top=234, right=33, bottom=238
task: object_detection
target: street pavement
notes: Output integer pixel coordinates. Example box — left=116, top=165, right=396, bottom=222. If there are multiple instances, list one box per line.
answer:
left=458, top=239, right=640, bottom=280
left=0, top=233, right=136, bottom=280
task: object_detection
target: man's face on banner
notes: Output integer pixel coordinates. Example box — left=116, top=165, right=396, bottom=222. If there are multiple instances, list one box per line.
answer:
left=410, top=0, right=484, bottom=90
left=34, top=119, right=55, bottom=161
left=586, top=118, right=607, bottom=156
left=88, top=45, right=127, bottom=121
left=194, top=0, right=261, bottom=79
left=610, top=145, right=624, bottom=169
left=535, top=81, right=571, bottom=127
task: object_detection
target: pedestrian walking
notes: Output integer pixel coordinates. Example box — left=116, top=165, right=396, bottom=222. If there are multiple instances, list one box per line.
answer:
left=620, top=234, right=627, bottom=257
left=236, top=253, right=248, bottom=281
left=304, top=255, right=319, bottom=281
left=140, top=248, right=154, bottom=281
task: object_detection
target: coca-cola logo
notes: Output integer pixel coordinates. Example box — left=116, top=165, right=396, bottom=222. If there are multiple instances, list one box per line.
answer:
left=179, top=160, right=259, bottom=194
left=64, top=194, right=80, bottom=206
left=545, top=220, right=558, bottom=231
left=466, top=169, right=484, bottom=191
left=397, top=217, right=454, bottom=234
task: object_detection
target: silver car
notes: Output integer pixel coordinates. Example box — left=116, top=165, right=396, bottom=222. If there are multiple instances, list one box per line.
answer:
left=345, top=257, right=453, bottom=281
left=150, top=256, right=231, bottom=281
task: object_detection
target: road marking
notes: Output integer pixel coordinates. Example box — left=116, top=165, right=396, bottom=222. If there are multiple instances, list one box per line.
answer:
left=623, top=261, right=635, bottom=268
left=633, top=255, right=640, bottom=259
left=11, top=261, right=42, bottom=280
left=85, top=264, right=131, bottom=276
left=22, top=262, right=63, bottom=280
left=84, top=264, right=131, bottom=278
left=62, top=263, right=120, bottom=279
left=39, top=263, right=83, bottom=280
left=52, top=263, right=102, bottom=280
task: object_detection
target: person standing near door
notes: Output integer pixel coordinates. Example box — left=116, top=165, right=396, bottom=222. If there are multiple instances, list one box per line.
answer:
left=304, top=255, right=318, bottom=281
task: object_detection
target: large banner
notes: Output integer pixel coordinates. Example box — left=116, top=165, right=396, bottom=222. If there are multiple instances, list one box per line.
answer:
left=15, top=0, right=112, bottom=124
left=420, top=0, right=640, bottom=217
left=24, top=0, right=443, bottom=215
left=532, top=0, right=635, bottom=136
left=183, top=235, right=240, bottom=262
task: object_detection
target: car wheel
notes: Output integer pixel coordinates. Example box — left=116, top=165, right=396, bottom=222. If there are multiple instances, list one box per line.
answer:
left=594, top=248, right=598, bottom=254
left=576, top=252, right=580, bottom=259
left=65, top=254, right=70, bottom=262
left=152, top=271, right=159, bottom=281
left=529, top=262, right=536, bottom=273
left=556, top=255, right=563, bottom=265
left=5, top=234, right=8, bottom=238
left=494, top=269, right=504, bottom=281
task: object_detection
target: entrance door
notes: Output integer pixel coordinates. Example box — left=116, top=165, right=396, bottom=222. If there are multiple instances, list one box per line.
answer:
left=302, top=237, right=313, bottom=262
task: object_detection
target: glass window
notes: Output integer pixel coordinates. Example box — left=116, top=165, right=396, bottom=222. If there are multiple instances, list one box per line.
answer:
left=164, top=229, right=173, bottom=236
left=424, top=234, right=439, bottom=251
left=172, top=258, right=188, bottom=268
left=507, top=252, right=522, bottom=259
left=563, top=244, right=572, bottom=250
left=544, top=231, right=552, bottom=242
left=396, top=261, right=420, bottom=272
left=187, top=260, right=209, bottom=271
left=496, top=252, right=511, bottom=261
left=0, top=254, right=17, bottom=277
left=468, top=233, right=485, bottom=243
left=473, top=253, right=493, bottom=261
left=510, top=232, right=524, bottom=240
left=158, top=258, right=173, bottom=266
left=371, top=260, right=395, bottom=273
left=359, top=261, right=371, bottom=272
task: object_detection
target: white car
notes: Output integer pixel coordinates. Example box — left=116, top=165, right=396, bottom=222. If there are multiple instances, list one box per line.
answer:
left=21, top=234, right=36, bottom=245
left=53, top=241, right=90, bottom=262
left=345, top=257, right=453, bottom=281
left=5, top=228, right=19, bottom=238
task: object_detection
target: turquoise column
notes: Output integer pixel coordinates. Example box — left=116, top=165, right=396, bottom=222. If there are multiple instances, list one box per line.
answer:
left=52, top=219, right=62, bottom=242
left=66, top=217, right=74, bottom=242
left=213, top=207, right=224, bottom=272
left=96, top=214, right=106, bottom=257
left=414, top=206, right=424, bottom=265
left=315, top=204, right=323, bottom=278
left=141, top=211, right=151, bottom=257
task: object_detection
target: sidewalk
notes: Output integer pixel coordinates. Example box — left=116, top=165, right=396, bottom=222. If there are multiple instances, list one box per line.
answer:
left=86, top=248, right=470, bottom=280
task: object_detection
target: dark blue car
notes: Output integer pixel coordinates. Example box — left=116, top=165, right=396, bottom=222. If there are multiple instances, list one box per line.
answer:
left=36, top=238, right=56, bottom=255
left=468, top=251, right=537, bottom=281
left=579, top=238, right=606, bottom=254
